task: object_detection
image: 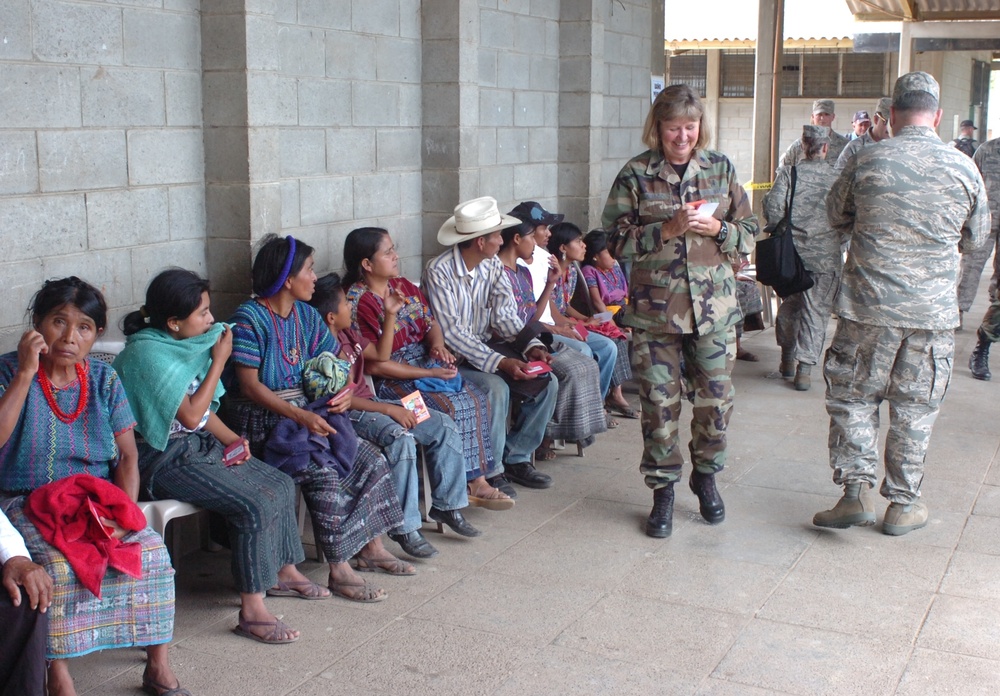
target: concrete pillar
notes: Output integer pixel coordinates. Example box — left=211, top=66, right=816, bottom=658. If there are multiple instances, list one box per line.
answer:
left=557, top=0, right=605, bottom=227
left=421, top=0, right=481, bottom=258
left=201, top=1, right=285, bottom=317
left=201, top=1, right=252, bottom=316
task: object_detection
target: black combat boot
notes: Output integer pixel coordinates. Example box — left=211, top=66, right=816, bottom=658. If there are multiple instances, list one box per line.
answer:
left=969, top=329, right=992, bottom=381
left=689, top=470, right=725, bottom=524
left=645, top=484, right=674, bottom=538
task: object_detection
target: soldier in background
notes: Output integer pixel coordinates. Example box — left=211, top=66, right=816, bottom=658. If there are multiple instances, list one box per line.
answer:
left=816, top=72, right=989, bottom=536
left=835, top=97, right=892, bottom=170
left=764, top=125, right=843, bottom=392
left=950, top=119, right=978, bottom=157
left=847, top=110, right=870, bottom=141
left=779, top=99, right=850, bottom=168
left=958, top=135, right=1000, bottom=334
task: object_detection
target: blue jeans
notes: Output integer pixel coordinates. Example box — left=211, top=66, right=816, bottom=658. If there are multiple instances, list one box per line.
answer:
left=458, top=366, right=559, bottom=469
left=551, top=332, right=616, bottom=398
left=349, top=406, right=468, bottom=535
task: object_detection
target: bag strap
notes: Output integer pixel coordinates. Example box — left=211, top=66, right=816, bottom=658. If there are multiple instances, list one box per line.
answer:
left=785, top=166, right=797, bottom=229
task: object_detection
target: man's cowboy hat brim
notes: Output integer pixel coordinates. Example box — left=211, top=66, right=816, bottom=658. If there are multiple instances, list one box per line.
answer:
left=437, top=196, right=522, bottom=246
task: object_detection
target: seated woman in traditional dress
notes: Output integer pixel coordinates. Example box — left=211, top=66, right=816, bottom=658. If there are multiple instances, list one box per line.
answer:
left=496, top=219, right=608, bottom=456
left=547, top=222, right=634, bottom=422
left=224, top=235, right=410, bottom=602
left=341, top=227, right=513, bottom=507
left=0, top=277, right=189, bottom=696
left=115, top=268, right=331, bottom=646
left=581, top=229, right=639, bottom=419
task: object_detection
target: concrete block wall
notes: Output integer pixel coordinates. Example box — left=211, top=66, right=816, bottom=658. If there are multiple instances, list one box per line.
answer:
left=475, top=0, right=562, bottom=226
left=273, top=0, right=426, bottom=282
left=598, top=0, right=652, bottom=222
left=0, top=0, right=658, bottom=349
left=0, top=0, right=205, bottom=349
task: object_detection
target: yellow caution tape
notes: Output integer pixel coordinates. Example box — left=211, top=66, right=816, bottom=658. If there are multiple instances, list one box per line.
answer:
left=744, top=182, right=773, bottom=191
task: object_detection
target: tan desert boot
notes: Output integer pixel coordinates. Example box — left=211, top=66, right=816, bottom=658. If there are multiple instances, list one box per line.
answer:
left=813, top=483, right=876, bottom=528
left=882, top=501, right=928, bottom=536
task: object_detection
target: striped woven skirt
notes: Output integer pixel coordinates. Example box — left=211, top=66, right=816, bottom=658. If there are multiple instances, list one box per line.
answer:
left=222, top=390, right=403, bottom=562
left=547, top=342, right=609, bottom=445
left=2, top=496, right=174, bottom=660
left=377, top=342, right=496, bottom=480
left=610, top=335, right=633, bottom=388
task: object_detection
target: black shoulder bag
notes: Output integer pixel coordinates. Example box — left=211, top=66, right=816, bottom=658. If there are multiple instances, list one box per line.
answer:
left=755, top=166, right=814, bottom=298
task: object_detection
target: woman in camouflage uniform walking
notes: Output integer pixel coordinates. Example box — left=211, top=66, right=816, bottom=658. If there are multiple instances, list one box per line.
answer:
left=601, top=84, right=758, bottom=538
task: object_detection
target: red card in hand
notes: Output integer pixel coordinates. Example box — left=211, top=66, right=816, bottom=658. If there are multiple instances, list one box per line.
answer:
left=524, top=361, right=552, bottom=376
left=574, top=322, right=590, bottom=339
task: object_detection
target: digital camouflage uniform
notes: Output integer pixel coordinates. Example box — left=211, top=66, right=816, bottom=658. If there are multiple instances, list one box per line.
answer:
left=764, top=156, right=843, bottom=365
left=602, top=147, right=757, bottom=489
left=781, top=130, right=849, bottom=170
left=834, top=131, right=874, bottom=170
left=958, top=137, right=1000, bottom=313
left=825, top=124, right=990, bottom=503
left=835, top=98, right=892, bottom=171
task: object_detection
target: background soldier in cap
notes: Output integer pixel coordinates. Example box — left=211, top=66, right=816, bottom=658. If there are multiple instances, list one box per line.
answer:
left=817, top=71, right=989, bottom=536
left=950, top=119, right=978, bottom=157
left=848, top=110, right=871, bottom=141
left=764, top=125, right=843, bottom=391
left=958, top=134, right=1000, bottom=338
left=780, top=99, right=850, bottom=168
left=836, top=97, right=892, bottom=170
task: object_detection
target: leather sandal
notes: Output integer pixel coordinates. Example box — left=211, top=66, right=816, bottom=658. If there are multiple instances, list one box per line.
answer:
left=467, top=483, right=515, bottom=510
left=351, top=555, right=417, bottom=576
left=231, top=611, right=299, bottom=645
left=266, top=579, right=331, bottom=600
left=142, top=677, right=195, bottom=696
left=328, top=575, right=387, bottom=603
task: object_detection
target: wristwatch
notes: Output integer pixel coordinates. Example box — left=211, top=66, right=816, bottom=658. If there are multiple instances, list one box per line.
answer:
left=716, top=221, right=729, bottom=245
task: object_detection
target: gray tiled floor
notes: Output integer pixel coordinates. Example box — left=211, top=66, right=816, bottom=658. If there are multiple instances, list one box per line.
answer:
left=74, top=298, right=1000, bottom=695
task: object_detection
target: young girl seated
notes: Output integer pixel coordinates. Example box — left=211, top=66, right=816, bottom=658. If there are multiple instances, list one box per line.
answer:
left=309, top=273, right=492, bottom=550
left=496, top=220, right=608, bottom=456
left=115, top=269, right=329, bottom=646
left=581, top=229, right=638, bottom=418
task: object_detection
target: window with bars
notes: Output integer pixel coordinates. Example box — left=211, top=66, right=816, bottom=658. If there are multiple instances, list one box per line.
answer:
left=721, top=49, right=887, bottom=99
left=721, top=50, right=755, bottom=98
left=666, top=51, right=707, bottom=97
left=841, top=53, right=885, bottom=97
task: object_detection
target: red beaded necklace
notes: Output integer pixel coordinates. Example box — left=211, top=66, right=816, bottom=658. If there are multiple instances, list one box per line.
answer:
left=38, top=361, right=89, bottom=424
left=264, top=299, right=302, bottom=365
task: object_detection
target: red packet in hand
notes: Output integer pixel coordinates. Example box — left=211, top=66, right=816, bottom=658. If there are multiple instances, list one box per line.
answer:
left=401, top=390, right=431, bottom=423
left=87, top=498, right=115, bottom=539
left=524, top=361, right=553, bottom=376
left=574, top=322, right=590, bottom=339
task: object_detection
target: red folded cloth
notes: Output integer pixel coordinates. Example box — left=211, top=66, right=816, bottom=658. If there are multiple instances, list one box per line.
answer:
left=24, top=473, right=146, bottom=598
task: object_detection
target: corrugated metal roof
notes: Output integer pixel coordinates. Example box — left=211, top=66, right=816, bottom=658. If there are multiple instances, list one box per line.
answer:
left=844, top=0, right=1000, bottom=21
left=663, top=0, right=896, bottom=45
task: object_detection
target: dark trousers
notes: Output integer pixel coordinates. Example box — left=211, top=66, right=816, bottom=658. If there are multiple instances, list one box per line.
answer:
left=0, top=587, right=47, bottom=696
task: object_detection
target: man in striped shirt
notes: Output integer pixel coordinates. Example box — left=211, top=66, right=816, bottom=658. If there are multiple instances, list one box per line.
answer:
left=422, top=197, right=559, bottom=493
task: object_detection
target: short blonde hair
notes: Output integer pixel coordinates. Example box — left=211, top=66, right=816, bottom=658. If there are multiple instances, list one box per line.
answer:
left=641, top=84, right=711, bottom=153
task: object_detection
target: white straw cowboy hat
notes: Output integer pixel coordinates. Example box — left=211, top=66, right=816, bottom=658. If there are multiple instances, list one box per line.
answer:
left=437, top=196, right=522, bottom=246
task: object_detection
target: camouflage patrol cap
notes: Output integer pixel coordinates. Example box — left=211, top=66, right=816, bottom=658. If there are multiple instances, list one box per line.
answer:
left=874, top=97, right=892, bottom=120
left=812, top=99, right=835, bottom=114
left=802, top=124, right=830, bottom=144
left=892, top=71, right=939, bottom=103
